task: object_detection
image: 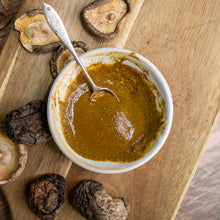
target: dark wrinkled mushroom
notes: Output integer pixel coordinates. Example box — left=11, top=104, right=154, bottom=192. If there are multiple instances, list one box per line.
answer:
left=50, top=41, right=89, bottom=78
left=3, top=100, right=51, bottom=145
left=26, top=173, right=67, bottom=220
left=81, top=0, right=130, bottom=40
left=69, top=180, right=129, bottom=220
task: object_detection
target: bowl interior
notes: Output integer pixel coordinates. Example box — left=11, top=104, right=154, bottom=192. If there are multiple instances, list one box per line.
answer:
left=47, top=48, right=173, bottom=173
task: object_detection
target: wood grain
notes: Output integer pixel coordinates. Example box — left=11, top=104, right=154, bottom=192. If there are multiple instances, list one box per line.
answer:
left=124, top=1, right=220, bottom=219
left=176, top=116, right=220, bottom=220
left=0, top=188, right=12, bottom=220
left=0, top=0, right=23, bottom=48
left=0, top=0, right=219, bottom=220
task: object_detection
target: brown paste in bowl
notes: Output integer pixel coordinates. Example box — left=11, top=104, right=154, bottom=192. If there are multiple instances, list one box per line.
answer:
left=60, top=59, right=165, bottom=162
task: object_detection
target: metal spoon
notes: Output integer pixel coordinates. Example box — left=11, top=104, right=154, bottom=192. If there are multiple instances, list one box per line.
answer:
left=43, top=3, right=119, bottom=102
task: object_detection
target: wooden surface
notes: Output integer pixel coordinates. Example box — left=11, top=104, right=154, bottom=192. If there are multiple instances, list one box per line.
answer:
left=0, top=0, right=219, bottom=220
left=176, top=117, right=220, bottom=220
left=0, top=188, right=12, bottom=220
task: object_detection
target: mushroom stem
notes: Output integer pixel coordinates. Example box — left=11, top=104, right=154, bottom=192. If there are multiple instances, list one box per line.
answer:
left=0, top=142, right=13, bottom=167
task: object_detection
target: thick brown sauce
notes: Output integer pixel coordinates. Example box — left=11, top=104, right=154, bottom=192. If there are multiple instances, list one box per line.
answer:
left=60, top=60, right=165, bottom=162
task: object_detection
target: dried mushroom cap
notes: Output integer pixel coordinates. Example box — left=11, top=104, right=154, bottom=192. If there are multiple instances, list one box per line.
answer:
left=3, top=100, right=51, bottom=145
left=0, top=0, right=13, bottom=30
left=15, top=9, right=61, bottom=52
left=69, top=180, right=129, bottom=220
left=26, top=173, right=67, bottom=220
left=0, top=129, right=28, bottom=185
left=81, top=0, right=130, bottom=40
left=50, top=41, right=89, bottom=78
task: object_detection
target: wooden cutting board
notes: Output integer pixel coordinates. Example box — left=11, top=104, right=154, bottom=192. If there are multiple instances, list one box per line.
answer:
left=0, top=0, right=219, bottom=219
left=0, top=188, right=12, bottom=220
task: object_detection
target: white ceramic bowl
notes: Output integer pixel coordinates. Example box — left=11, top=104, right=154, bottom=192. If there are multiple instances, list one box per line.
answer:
left=47, top=48, right=173, bottom=174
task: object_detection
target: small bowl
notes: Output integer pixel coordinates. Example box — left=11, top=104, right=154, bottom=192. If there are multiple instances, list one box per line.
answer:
left=47, top=48, right=173, bottom=174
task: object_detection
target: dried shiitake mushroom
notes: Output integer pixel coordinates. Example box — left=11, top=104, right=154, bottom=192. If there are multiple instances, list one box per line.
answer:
left=15, top=9, right=62, bottom=52
left=81, top=0, right=130, bottom=40
left=69, top=180, right=129, bottom=220
left=0, top=128, right=28, bottom=185
left=50, top=41, right=89, bottom=78
left=26, top=173, right=67, bottom=220
left=3, top=100, right=50, bottom=146
left=0, top=0, right=13, bottom=30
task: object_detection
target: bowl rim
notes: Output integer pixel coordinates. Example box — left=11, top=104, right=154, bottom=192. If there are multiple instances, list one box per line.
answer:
left=47, top=47, right=173, bottom=174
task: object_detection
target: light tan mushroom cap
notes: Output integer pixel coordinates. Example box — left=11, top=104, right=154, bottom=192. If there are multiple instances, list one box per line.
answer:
left=14, top=9, right=60, bottom=52
left=81, top=0, right=130, bottom=39
left=0, top=129, right=28, bottom=185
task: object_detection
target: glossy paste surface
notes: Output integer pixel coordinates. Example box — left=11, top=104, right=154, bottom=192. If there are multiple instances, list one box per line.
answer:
left=60, top=60, right=165, bottom=162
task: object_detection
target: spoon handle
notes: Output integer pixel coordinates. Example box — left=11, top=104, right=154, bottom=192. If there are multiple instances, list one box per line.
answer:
left=43, top=3, right=96, bottom=89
